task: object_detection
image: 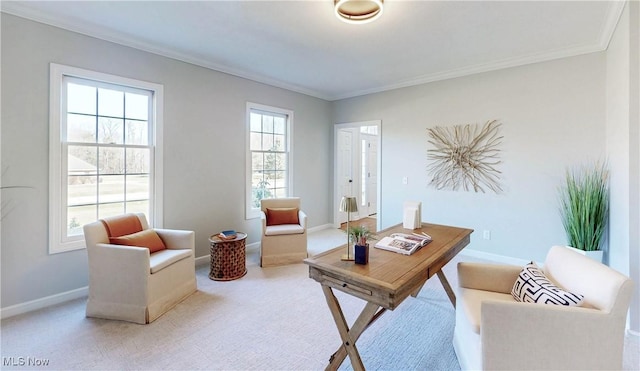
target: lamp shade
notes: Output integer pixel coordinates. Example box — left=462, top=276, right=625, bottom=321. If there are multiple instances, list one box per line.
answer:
left=339, top=196, right=358, bottom=213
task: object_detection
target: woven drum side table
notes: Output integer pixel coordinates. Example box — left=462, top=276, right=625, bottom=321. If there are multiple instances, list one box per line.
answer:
left=208, top=232, right=247, bottom=281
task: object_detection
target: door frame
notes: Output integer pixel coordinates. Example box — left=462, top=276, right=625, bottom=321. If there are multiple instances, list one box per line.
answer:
left=333, top=120, right=382, bottom=231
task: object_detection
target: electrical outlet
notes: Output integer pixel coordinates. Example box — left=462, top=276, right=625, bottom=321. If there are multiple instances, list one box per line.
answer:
left=483, top=230, right=491, bottom=240
left=402, top=176, right=408, bottom=185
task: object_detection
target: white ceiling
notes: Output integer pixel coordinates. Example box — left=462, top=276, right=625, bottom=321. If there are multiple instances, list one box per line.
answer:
left=1, top=1, right=625, bottom=101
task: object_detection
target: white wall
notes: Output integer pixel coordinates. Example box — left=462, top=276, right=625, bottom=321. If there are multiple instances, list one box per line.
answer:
left=333, top=53, right=607, bottom=264
left=0, top=14, right=333, bottom=309
left=605, top=0, right=640, bottom=335
left=607, top=0, right=631, bottom=277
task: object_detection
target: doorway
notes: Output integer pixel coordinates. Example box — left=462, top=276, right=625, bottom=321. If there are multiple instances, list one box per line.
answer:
left=334, top=120, right=381, bottom=231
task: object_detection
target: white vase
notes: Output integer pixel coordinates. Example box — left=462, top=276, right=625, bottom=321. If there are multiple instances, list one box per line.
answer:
left=565, top=246, right=603, bottom=263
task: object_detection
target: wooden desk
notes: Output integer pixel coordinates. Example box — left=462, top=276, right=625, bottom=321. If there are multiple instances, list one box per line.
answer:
left=304, top=223, right=473, bottom=371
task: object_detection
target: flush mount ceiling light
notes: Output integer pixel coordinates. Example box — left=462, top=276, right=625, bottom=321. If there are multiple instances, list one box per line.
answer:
left=334, top=0, right=384, bottom=24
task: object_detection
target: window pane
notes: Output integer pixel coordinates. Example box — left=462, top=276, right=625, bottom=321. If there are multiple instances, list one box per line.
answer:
left=252, top=153, right=264, bottom=171
left=273, top=134, right=285, bottom=151
left=273, top=117, right=285, bottom=134
left=99, top=147, right=125, bottom=174
left=252, top=176, right=273, bottom=208
left=264, top=153, right=276, bottom=170
left=68, top=174, right=97, bottom=207
left=125, top=120, right=148, bottom=145
left=125, top=92, right=148, bottom=120
left=250, top=113, right=262, bottom=132
left=250, top=132, right=262, bottom=151
left=263, top=133, right=274, bottom=151
left=262, top=170, right=275, bottom=184
left=126, top=200, right=149, bottom=215
left=126, top=148, right=150, bottom=174
left=275, top=174, right=287, bottom=188
left=274, top=188, right=287, bottom=198
left=67, top=205, right=97, bottom=237
left=98, top=202, right=125, bottom=220
left=67, top=114, right=96, bottom=143
left=98, top=88, right=124, bottom=117
left=274, top=153, right=287, bottom=170
left=263, top=115, right=273, bottom=133
left=99, top=175, right=125, bottom=203
left=251, top=175, right=266, bottom=190
left=67, top=83, right=96, bottom=115
left=98, top=117, right=124, bottom=144
left=68, top=145, right=98, bottom=175
left=127, top=174, right=149, bottom=202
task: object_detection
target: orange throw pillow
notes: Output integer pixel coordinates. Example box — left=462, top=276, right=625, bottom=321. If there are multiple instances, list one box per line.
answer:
left=266, top=207, right=299, bottom=226
left=109, top=229, right=167, bottom=253
left=101, top=213, right=143, bottom=237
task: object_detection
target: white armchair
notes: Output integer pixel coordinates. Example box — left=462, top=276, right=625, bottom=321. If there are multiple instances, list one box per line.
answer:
left=260, top=197, right=308, bottom=267
left=83, top=213, right=196, bottom=324
left=453, top=245, right=634, bottom=370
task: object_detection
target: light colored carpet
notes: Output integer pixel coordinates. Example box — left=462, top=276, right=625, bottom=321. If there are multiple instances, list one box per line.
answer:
left=1, top=228, right=638, bottom=370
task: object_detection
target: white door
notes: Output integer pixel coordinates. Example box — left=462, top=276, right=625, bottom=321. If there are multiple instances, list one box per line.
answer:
left=362, top=133, right=378, bottom=216
left=334, top=121, right=381, bottom=230
left=337, top=128, right=355, bottom=224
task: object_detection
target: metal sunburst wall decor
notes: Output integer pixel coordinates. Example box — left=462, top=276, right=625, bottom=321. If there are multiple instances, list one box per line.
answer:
left=426, top=119, right=503, bottom=193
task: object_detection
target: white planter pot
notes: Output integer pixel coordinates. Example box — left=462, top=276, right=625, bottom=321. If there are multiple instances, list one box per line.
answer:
left=565, top=246, right=603, bottom=263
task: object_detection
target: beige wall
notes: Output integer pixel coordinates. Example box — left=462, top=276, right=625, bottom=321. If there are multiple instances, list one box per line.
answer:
left=0, top=14, right=333, bottom=308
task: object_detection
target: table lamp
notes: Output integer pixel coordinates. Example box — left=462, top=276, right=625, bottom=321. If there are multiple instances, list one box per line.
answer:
left=339, top=196, right=358, bottom=261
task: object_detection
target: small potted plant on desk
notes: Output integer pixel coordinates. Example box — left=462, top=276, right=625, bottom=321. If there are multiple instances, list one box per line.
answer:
left=347, top=225, right=376, bottom=265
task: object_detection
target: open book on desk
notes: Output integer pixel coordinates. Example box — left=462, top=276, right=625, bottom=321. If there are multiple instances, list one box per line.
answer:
left=374, top=232, right=432, bottom=255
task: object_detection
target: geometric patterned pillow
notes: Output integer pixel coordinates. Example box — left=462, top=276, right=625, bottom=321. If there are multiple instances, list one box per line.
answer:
left=511, top=262, right=584, bottom=306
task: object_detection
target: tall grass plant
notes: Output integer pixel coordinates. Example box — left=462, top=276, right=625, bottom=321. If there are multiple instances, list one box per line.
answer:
left=559, top=161, right=609, bottom=251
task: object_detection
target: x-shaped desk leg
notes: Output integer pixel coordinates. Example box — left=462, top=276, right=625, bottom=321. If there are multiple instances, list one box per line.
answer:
left=322, top=285, right=386, bottom=371
left=410, top=271, right=456, bottom=308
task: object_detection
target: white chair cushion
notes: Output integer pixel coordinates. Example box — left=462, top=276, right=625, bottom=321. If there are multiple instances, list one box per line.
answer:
left=458, top=287, right=514, bottom=334
left=265, top=224, right=305, bottom=236
left=149, top=249, right=192, bottom=274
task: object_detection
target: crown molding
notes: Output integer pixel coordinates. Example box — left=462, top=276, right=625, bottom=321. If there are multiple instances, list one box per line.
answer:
left=0, top=3, right=331, bottom=101
left=331, top=42, right=606, bottom=101
left=332, top=1, right=627, bottom=101
left=1, top=1, right=627, bottom=102
left=597, top=0, right=627, bottom=50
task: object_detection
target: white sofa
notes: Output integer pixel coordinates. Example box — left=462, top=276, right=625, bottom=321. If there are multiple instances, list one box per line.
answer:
left=260, top=197, right=308, bottom=267
left=454, top=245, right=634, bottom=370
left=83, top=213, right=196, bottom=324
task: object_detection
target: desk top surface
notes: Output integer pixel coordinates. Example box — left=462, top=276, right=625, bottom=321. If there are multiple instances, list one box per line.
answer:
left=304, top=223, right=473, bottom=300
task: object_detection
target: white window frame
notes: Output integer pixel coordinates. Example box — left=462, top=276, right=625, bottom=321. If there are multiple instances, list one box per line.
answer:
left=49, top=63, right=164, bottom=253
left=245, top=102, right=294, bottom=219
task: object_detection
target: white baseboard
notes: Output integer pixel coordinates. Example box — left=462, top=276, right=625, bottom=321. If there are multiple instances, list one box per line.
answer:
left=196, top=241, right=262, bottom=264
left=0, top=239, right=538, bottom=320
left=460, top=248, right=537, bottom=266
left=195, top=255, right=210, bottom=266
left=1, top=286, right=88, bottom=320
left=196, top=225, right=331, bottom=263
left=246, top=241, right=260, bottom=252
left=308, top=223, right=333, bottom=233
